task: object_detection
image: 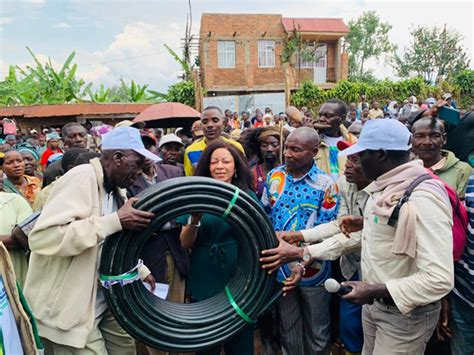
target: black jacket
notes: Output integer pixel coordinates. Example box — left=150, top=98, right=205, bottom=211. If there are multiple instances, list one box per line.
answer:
left=127, top=163, right=189, bottom=283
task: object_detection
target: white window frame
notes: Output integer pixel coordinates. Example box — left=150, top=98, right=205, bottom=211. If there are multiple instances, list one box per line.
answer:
left=258, top=40, right=276, bottom=68
left=217, top=40, right=236, bottom=68
left=296, top=43, right=326, bottom=69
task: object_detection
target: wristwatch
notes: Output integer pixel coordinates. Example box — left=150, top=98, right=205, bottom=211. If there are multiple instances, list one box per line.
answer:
left=301, top=246, right=311, bottom=262
left=187, top=216, right=201, bottom=227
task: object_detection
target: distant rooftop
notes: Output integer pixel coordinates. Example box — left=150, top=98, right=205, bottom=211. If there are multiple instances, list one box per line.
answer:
left=0, top=103, right=151, bottom=119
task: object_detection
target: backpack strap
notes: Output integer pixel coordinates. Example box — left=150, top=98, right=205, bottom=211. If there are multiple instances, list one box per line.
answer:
left=388, top=174, right=433, bottom=227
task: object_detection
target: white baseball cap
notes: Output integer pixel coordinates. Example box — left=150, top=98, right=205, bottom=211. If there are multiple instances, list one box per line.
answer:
left=102, top=127, right=160, bottom=162
left=339, top=118, right=412, bottom=157
left=158, top=133, right=184, bottom=149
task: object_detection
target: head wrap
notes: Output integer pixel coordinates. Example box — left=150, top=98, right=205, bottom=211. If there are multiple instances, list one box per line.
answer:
left=47, top=153, right=64, bottom=166
left=16, top=143, right=40, bottom=161
left=258, top=127, right=282, bottom=142
left=46, top=132, right=61, bottom=141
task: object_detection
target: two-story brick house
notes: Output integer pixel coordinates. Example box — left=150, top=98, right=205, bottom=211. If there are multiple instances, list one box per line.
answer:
left=199, top=13, right=349, bottom=111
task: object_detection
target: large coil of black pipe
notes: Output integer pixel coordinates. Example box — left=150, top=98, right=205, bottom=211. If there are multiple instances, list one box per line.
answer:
left=99, top=176, right=281, bottom=352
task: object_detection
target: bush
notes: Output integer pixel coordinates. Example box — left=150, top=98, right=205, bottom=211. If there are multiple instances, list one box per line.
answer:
left=165, top=81, right=195, bottom=107
left=453, top=70, right=474, bottom=108
left=290, top=77, right=468, bottom=110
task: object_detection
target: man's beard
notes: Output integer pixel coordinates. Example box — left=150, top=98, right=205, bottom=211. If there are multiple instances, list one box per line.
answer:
left=264, top=152, right=277, bottom=163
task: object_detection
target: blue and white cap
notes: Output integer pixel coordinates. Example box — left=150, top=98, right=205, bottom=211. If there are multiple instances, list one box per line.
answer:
left=102, top=127, right=160, bottom=162
left=339, top=118, right=412, bottom=157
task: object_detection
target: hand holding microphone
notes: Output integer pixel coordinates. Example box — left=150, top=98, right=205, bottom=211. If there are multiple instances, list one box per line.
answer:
left=325, top=279, right=389, bottom=306
left=324, top=278, right=353, bottom=295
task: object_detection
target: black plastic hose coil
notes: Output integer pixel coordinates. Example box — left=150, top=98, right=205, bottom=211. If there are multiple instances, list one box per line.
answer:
left=100, top=176, right=280, bottom=352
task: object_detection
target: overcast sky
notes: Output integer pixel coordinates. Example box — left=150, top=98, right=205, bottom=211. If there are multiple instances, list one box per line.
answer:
left=0, top=0, right=472, bottom=92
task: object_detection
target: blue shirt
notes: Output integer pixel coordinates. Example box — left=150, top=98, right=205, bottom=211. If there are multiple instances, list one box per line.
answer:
left=262, top=164, right=339, bottom=230
left=262, top=163, right=340, bottom=286
left=454, top=172, right=474, bottom=307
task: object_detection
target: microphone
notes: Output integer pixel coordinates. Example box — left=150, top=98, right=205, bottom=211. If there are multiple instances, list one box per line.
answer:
left=324, top=278, right=353, bottom=295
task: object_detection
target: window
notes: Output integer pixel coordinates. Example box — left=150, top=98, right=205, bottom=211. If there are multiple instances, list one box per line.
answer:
left=296, top=43, right=326, bottom=69
left=217, top=41, right=235, bottom=68
left=258, top=40, right=275, bottom=68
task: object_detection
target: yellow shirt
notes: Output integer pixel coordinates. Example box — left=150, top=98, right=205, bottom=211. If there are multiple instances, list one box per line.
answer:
left=183, top=137, right=244, bottom=176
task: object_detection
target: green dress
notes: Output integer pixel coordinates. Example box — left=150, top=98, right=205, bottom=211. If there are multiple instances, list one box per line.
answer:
left=185, top=213, right=238, bottom=301
left=178, top=190, right=257, bottom=354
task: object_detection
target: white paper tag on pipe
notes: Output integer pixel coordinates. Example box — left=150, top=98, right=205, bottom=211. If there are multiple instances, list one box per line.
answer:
left=143, top=282, right=169, bottom=300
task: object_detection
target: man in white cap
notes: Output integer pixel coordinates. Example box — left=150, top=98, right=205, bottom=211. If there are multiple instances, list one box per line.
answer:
left=338, top=119, right=454, bottom=354
left=442, top=93, right=458, bottom=109
left=158, top=133, right=184, bottom=170
left=24, top=126, right=157, bottom=354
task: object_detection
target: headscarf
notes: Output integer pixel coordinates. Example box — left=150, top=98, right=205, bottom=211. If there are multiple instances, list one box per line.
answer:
left=387, top=101, right=398, bottom=119
left=46, top=132, right=61, bottom=141
left=47, top=153, right=64, bottom=166
left=16, top=143, right=40, bottom=161
left=258, top=126, right=282, bottom=142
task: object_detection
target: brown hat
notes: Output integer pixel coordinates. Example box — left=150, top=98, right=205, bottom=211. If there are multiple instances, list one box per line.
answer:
left=285, top=106, right=303, bottom=124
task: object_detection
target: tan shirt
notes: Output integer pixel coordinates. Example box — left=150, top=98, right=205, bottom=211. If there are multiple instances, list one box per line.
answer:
left=368, top=108, right=384, bottom=119
left=361, top=189, right=454, bottom=315
left=301, top=175, right=369, bottom=280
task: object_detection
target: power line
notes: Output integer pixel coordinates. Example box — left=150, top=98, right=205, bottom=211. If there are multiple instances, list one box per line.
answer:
left=80, top=50, right=170, bottom=67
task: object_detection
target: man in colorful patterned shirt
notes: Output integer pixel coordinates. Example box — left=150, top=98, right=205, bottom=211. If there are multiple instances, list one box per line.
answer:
left=261, top=127, right=339, bottom=355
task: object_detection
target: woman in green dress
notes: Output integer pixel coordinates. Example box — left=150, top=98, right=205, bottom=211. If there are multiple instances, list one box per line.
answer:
left=180, top=140, right=256, bottom=355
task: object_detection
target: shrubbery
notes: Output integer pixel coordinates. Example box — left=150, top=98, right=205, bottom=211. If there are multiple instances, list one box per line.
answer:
left=291, top=76, right=472, bottom=110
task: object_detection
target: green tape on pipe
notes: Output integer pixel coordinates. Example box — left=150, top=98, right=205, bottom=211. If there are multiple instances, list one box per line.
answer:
left=224, top=285, right=255, bottom=324
left=222, top=188, right=239, bottom=218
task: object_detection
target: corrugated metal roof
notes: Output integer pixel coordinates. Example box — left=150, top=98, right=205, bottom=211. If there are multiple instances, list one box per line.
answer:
left=0, top=103, right=152, bottom=119
left=282, top=18, right=349, bottom=33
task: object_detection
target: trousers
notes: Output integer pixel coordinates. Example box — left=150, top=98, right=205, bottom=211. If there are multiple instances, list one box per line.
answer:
left=42, top=309, right=135, bottom=355
left=362, top=300, right=440, bottom=355
left=277, top=285, right=331, bottom=355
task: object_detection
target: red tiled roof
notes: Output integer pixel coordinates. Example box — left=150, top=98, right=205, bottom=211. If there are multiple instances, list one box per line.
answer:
left=282, top=18, right=349, bottom=33
left=0, top=103, right=152, bottom=119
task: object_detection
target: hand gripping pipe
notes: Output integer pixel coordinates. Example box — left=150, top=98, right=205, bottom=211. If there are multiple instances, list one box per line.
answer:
left=99, top=176, right=281, bottom=352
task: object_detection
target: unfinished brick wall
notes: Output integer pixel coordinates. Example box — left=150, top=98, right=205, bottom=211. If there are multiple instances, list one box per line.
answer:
left=199, top=14, right=345, bottom=92
left=200, top=13, right=287, bottom=91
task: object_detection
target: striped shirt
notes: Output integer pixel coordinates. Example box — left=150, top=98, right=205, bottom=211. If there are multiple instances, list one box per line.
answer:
left=453, top=172, right=474, bottom=307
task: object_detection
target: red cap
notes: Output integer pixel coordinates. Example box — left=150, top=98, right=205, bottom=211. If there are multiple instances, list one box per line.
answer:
left=337, top=140, right=352, bottom=151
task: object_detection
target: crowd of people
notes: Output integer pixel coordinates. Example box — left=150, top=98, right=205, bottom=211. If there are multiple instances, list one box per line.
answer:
left=0, top=92, right=473, bottom=355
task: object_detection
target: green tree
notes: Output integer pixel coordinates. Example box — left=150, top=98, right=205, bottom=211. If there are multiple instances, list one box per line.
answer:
left=281, top=27, right=323, bottom=87
left=392, top=25, right=470, bottom=84
left=86, top=84, right=111, bottom=103
left=452, top=69, right=474, bottom=108
left=0, top=47, right=90, bottom=106
left=160, top=80, right=195, bottom=107
left=346, top=11, right=395, bottom=78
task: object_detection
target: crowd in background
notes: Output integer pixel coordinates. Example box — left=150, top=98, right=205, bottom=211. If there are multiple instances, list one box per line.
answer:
left=0, top=91, right=473, bottom=355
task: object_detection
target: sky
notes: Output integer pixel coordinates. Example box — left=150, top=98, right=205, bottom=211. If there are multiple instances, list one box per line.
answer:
left=0, top=0, right=472, bottom=93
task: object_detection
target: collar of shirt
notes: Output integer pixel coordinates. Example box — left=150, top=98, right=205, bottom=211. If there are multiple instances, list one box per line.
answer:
left=102, top=166, right=113, bottom=194
left=284, top=162, right=321, bottom=183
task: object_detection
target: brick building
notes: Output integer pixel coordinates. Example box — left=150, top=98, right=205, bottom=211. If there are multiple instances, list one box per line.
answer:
left=199, top=13, right=349, bottom=110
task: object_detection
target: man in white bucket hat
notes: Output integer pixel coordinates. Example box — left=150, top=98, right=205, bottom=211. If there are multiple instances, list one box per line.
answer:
left=24, top=126, right=158, bottom=354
